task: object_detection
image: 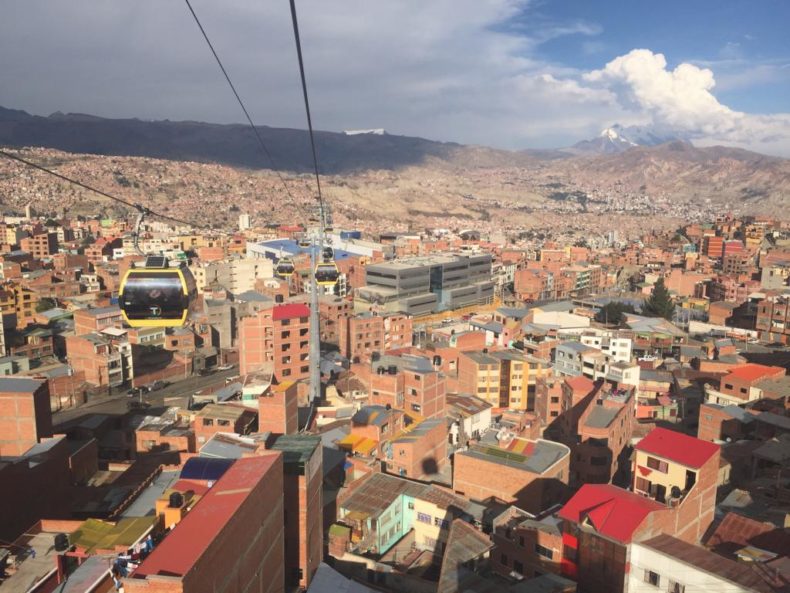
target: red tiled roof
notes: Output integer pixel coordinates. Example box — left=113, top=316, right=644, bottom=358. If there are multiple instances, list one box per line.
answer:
left=724, top=363, right=784, bottom=383
left=564, top=376, right=595, bottom=393
left=272, top=303, right=310, bottom=321
left=635, top=427, right=719, bottom=468
left=133, top=455, right=279, bottom=578
left=558, top=484, right=664, bottom=544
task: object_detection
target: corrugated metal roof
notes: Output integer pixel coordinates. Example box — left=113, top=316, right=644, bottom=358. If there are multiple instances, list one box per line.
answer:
left=640, top=534, right=775, bottom=593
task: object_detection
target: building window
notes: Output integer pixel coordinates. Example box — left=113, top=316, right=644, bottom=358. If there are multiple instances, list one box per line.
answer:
left=202, top=418, right=214, bottom=426
left=281, top=330, right=290, bottom=338
left=408, top=501, right=414, bottom=510
left=636, top=476, right=650, bottom=493
left=550, top=411, right=558, bottom=417
left=643, top=570, right=660, bottom=587
left=500, top=553, right=508, bottom=567
left=550, top=396, right=559, bottom=403
left=535, top=544, right=553, bottom=559
left=434, top=517, right=449, bottom=529
left=668, top=581, right=685, bottom=593
left=646, top=456, right=669, bottom=473
left=739, top=387, right=747, bottom=394
left=416, top=512, right=431, bottom=524
left=412, top=403, right=421, bottom=413
left=513, top=560, right=524, bottom=575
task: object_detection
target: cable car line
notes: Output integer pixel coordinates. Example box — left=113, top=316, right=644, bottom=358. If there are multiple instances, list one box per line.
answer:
left=288, top=0, right=324, bottom=209
left=0, top=149, right=201, bottom=229
left=183, top=0, right=313, bottom=218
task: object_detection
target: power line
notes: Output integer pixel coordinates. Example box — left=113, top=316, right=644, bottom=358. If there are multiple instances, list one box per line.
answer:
left=0, top=148, right=202, bottom=229
left=183, top=0, right=306, bottom=212
left=288, top=0, right=323, bottom=208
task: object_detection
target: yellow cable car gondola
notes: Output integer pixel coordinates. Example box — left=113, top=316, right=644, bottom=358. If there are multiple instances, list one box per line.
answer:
left=275, top=257, right=295, bottom=278
left=314, top=261, right=339, bottom=286
left=119, top=256, right=197, bottom=327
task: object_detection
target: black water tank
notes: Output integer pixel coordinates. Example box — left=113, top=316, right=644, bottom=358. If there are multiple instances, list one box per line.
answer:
left=371, top=352, right=381, bottom=362
left=433, top=355, right=442, bottom=367
left=169, top=491, right=184, bottom=508
left=483, top=348, right=488, bottom=354
left=377, top=367, right=386, bottom=375
left=275, top=294, right=284, bottom=303
left=54, top=533, right=69, bottom=552
left=385, top=403, right=391, bottom=410
left=388, top=365, right=397, bottom=375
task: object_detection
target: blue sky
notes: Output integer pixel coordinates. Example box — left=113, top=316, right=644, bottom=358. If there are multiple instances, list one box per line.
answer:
left=0, top=0, right=788, bottom=155
left=517, top=0, right=790, bottom=113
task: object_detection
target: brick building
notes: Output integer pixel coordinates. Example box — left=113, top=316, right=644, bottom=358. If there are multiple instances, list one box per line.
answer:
left=339, top=312, right=412, bottom=364
left=258, top=381, right=299, bottom=435
left=756, top=294, right=790, bottom=344
left=633, top=427, right=720, bottom=543
left=385, top=417, right=448, bottom=479
left=369, top=354, right=446, bottom=419
left=269, top=435, right=323, bottom=590
left=707, top=363, right=786, bottom=405
left=0, top=377, right=52, bottom=455
left=238, top=303, right=311, bottom=381
left=452, top=439, right=570, bottom=514
left=492, top=508, right=563, bottom=580
left=318, top=295, right=352, bottom=345
left=194, top=404, right=256, bottom=447
left=125, top=455, right=285, bottom=593
left=558, top=483, right=669, bottom=593
left=572, top=386, right=635, bottom=486
left=73, top=306, right=124, bottom=335
left=20, top=231, right=58, bottom=259
left=66, top=331, right=133, bottom=387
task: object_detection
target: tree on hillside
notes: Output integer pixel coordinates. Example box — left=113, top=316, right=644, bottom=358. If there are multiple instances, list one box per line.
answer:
left=642, top=277, right=675, bottom=320
left=595, top=301, right=636, bottom=326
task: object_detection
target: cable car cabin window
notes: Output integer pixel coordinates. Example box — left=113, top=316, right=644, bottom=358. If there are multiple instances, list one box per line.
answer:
left=122, top=272, right=187, bottom=321
left=315, top=265, right=338, bottom=285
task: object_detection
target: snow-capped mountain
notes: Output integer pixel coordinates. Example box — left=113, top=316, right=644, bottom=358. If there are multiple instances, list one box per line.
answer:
left=568, top=124, right=687, bottom=154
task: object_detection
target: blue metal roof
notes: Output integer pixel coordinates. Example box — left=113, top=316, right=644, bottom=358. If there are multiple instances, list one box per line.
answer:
left=260, top=239, right=355, bottom=261
left=180, top=456, right=234, bottom=481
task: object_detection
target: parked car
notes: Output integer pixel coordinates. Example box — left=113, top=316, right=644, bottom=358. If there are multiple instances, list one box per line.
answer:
left=198, top=368, right=214, bottom=377
left=149, top=380, right=169, bottom=391
left=216, top=364, right=235, bottom=371
left=127, top=387, right=144, bottom=398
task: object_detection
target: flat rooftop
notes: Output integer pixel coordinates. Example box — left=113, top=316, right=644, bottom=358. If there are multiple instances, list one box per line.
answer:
left=0, top=377, right=45, bottom=394
left=1, top=529, right=63, bottom=593
left=585, top=406, right=620, bottom=429
left=459, top=439, right=569, bottom=474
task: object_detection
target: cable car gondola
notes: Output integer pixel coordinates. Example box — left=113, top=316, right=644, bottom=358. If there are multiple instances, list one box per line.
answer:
left=314, top=261, right=339, bottom=286
left=119, top=256, right=196, bottom=327
left=297, top=237, right=311, bottom=248
left=275, top=257, right=295, bottom=278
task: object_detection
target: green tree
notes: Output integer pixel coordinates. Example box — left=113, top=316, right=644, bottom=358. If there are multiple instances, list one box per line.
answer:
left=595, top=301, right=636, bottom=326
left=642, top=277, right=675, bottom=320
left=36, top=298, right=56, bottom=313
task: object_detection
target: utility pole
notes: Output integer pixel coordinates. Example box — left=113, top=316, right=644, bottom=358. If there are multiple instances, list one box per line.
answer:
left=308, top=200, right=325, bottom=405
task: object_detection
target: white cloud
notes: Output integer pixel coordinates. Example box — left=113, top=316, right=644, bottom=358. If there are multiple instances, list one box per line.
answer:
left=582, top=49, right=790, bottom=154
left=0, top=3, right=788, bottom=156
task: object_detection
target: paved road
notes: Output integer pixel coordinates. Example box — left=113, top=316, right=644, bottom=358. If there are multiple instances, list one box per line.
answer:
left=53, top=368, right=240, bottom=427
